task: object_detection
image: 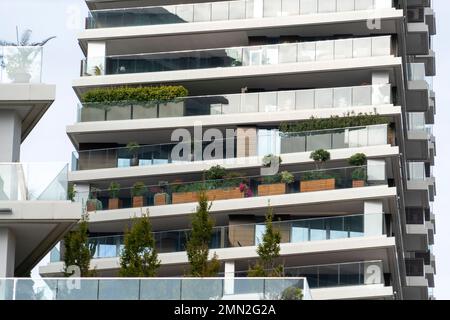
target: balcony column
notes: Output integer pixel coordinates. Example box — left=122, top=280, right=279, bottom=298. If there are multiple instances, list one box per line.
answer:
left=86, top=41, right=106, bottom=75
left=364, top=200, right=384, bottom=237
left=0, top=228, right=16, bottom=277
left=224, top=261, right=235, bottom=295
left=0, top=110, right=21, bottom=162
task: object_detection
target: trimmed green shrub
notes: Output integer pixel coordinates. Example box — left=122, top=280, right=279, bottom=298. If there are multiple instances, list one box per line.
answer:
left=348, top=153, right=367, bottom=166
left=351, top=167, right=367, bottom=181
left=310, top=149, right=331, bottom=163
left=279, top=113, right=390, bottom=133
left=205, top=165, right=227, bottom=181
left=81, top=85, right=189, bottom=104
left=280, top=171, right=295, bottom=184
left=131, top=182, right=148, bottom=197
left=108, top=182, right=120, bottom=199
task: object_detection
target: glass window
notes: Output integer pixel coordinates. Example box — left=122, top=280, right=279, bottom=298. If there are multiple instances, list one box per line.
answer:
left=291, top=221, right=310, bottom=242
left=263, top=45, right=279, bottom=65
left=306, top=132, right=332, bottom=150
left=355, top=0, right=374, bottom=10
left=229, top=1, right=246, bottom=19
left=329, top=217, right=348, bottom=239
left=344, top=215, right=364, bottom=237
left=278, top=91, right=296, bottom=111
left=372, top=36, right=391, bottom=56
left=318, top=0, right=337, bottom=13
left=176, top=5, right=194, bottom=22
left=241, top=93, right=259, bottom=113
left=318, top=265, right=339, bottom=287
left=333, top=87, right=352, bottom=107
left=296, top=89, right=315, bottom=109
left=193, top=3, right=211, bottom=22
left=352, top=86, right=372, bottom=106
left=280, top=135, right=306, bottom=153
left=309, top=219, right=326, bottom=241
left=279, top=43, right=298, bottom=63
left=211, top=2, right=229, bottom=21
left=353, top=38, right=372, bottom=58
left=259, top=92, right=278, bottom=112
left=334, top=39, right=353, bottom=59
left=298, top=42, right=316, bottom=62
left=339, top=263, right=362, bottom=286
left=332, top=131, right=346, bottom=148
left=264, top=0, right=282, bottom=17
left=337, top=0, right=355, bottom=12
left=315, top=88, right=333, bottom=108
left=282, top=0, right=300, bottom=16
left=316, top=40, right=334, bottom=61
left=300, top=0, right=318, bottom=14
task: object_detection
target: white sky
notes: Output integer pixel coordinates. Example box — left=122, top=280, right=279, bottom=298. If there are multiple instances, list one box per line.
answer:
left=0, top=0, right=448, bottom=299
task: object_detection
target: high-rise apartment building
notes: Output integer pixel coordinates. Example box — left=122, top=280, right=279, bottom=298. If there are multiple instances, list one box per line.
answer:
left=40, top=0, right=436, bottom=300
left=0, top=44, right=81, bottom=278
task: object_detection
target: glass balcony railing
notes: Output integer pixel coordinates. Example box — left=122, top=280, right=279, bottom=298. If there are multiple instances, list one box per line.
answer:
left=0, top=46, right=43, bottom=84
left=72, top=124, right=390, bottom=171
left=0, top=277, right=310, bottom=300
left=408, top=162, right=429, bottom=181
left=77, top=84, right=392, bottom=122
left=86, top=0, right=393, bottom=29
left=0, top=163, right=68, bottom=201
left=51, top=213, right=385, bottom=261
left=408, top=112, right=426, bottom=131
left=82, top=36, right=392, bottom=76
left=233, top=260, right=385, bottom=289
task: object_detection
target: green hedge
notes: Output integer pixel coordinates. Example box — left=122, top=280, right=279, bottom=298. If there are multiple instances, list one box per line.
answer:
left=279, top=113, right=390, bottom=133
left=81, top=85, right=189, bottom=104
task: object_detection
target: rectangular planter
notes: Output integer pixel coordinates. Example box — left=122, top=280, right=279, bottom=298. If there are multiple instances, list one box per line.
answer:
left=257, top=183, right=286, bottom=197
left=172, top=188, right=243, bottom=205
left=154, top=193, right=168, bottom=206
left=300, top=179, right=336, bottom=193
left=108, top=198, right=120, bottom=210
left=132, top=196, right=145, bottom=208
left=352, top=180, right=365, bottom=188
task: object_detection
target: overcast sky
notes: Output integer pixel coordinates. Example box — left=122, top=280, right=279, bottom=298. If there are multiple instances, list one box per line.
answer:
left=1, top=0, right=448, bottom=299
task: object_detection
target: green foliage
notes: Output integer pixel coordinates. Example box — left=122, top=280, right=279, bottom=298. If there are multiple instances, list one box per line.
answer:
left=63, top=213, right=96, bottom=277
left=261, top=174, right=282, bottom=185
left=131, top=182, right=148, bottom=197
left=348, top=153, right=367, bottom=166
left=248, top=204, right=283, bottom=277
left=68, top=184, right=76, bottom=202
left=186, top=190, right=220, bottom=277
left=279, top=113, right=390, bottom=133
left=281, top=287, right=303, bottom=300
left=310, top=149, right=331, bottom=163
left=300, top=171, right=335, bottom=181
left=280, top=171, right=295, bottom=184
left=108, top=182, right=120, bottom=199
left=81, top=85, right=189, bottom=104
left=205, top=165, right=227, bottom=180
left=351, top=167, right=367, bottom=181
left=126, top=142, right=140, bottom=154
left=119, top=213, right=161, bottom=277
left=262, top=154, right=282, bottom=168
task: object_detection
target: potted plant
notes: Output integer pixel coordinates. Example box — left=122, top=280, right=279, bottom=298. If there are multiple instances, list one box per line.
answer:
left=131, top=182, right=148, bottom=208
left=300, top=149, right=335, bottom=192
left=127, top=142, right=140, bottom=167
left=86, top=187, right=103, bottom=212
left=348, top=153, right=367, bottom=188
left=108, top=182, right=120, bottom=210
left=257, top=171, right=294, bottom=196
left=154, top=181, right=169, bottom=206
left=262, top=154, right=282, bottom=168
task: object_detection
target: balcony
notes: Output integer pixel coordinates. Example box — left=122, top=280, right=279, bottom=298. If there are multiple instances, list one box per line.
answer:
left=85, top=0, right=394, bottom=29
left=51, top=213, right=385, bottom=260
left=234, top=260, right=386, bottom=290
left=72, top=124, right=390, bottom=171
left=77, top=84, right=392, bottom=122
left=0, top=46, right=43, bottom=84
left=0, top=277, right=310, bottom=300
left=81, top=36, right=392, bottom=77
left=0, top=163, right=68, bottom=201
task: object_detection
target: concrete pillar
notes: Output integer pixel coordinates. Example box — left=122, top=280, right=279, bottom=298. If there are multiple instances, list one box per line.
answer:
left=86, top=41, right=106, bottom=75
left=0, top=228, right=16, bottom=277
left=0, top=110, right=21, bottom=162
left=224, top=261, right=235, bottom=295
left=364, top=201, right=384, bottom=237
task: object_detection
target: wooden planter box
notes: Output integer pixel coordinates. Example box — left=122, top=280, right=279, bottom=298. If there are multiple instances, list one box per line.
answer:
left=258, top=183, right=286, bottom=197
left=154, top=193, right=168, bottom=206
left=108, top=198, right=120, bottom=210
left=132, top=196, right=145, bottom=208
left=352, top=180, right=365, bottom=188
left=172, top=187, right=243, bottom=204
left=300, top=179, right=336, bottom=193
